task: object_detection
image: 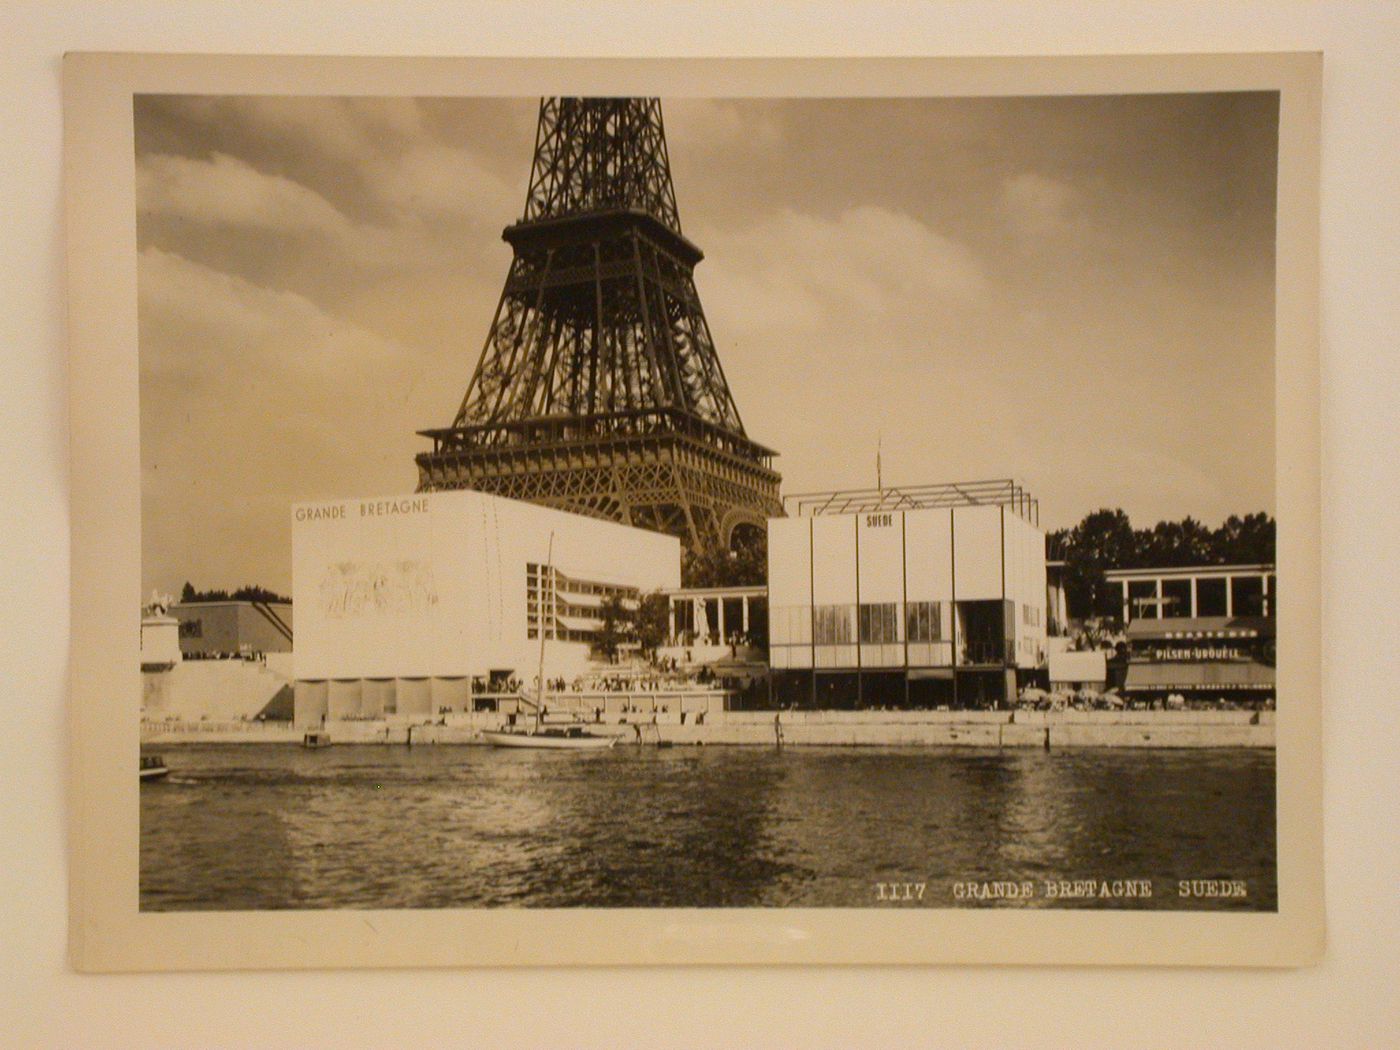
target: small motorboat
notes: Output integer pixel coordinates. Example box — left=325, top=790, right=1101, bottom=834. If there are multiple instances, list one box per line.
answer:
left=139, top=754, right=170, bottom=781
left=480, top=725, right=617, bottom=750
left=302, top=730, right=333, bottom=749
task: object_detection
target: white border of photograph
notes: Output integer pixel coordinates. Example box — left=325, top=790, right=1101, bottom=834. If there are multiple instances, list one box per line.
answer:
left=66, top=52, right=1321, bottom=971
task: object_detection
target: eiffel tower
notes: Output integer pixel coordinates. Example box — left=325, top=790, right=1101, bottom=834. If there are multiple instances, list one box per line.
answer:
left=415, top=97, right=782, bottom=555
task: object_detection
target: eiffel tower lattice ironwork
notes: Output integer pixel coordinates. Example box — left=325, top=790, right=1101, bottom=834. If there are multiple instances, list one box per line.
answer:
left=416, top=97, right=782, bottom=553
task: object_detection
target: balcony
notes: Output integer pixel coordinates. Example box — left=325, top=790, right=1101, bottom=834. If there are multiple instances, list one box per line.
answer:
left=958, top=639, right=1009, bottom=666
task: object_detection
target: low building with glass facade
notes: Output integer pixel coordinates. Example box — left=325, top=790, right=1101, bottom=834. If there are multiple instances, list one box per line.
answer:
left=1122, top=615, right=1275, bottom=705
left=1111, top=564, right=1277, bottom=705
left=1105, top=563, right=1274, bottom=622
left=766, top=480, right=1047, bottom=709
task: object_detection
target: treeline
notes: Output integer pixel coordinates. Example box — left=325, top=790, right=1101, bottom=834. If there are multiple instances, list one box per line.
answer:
left=1047, top=510, right=1275, bottom=621
left=180, top=582, right=292, bottom=605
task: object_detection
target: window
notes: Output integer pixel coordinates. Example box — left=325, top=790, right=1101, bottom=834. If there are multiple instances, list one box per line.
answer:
left=813, top=604, right=854, bottom=645
left=859, top=603, right=898, bottom=644
left=1232, top=575, right=1265, bottom=617
left=906, top=601, right=944, bottom=642
left=1128, top=580, right=1159, bottom=619
left=770, top=606, right=811, bottom=646
left=1196, top=577, right=1228, bottom=617
left=957, top=600, right=1009, bottom=665
left=1161, top=579, right=1192, bottom=618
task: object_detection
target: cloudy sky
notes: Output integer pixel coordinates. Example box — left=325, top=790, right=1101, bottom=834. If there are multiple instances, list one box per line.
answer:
left=135, top=92, right=1278, bottom=596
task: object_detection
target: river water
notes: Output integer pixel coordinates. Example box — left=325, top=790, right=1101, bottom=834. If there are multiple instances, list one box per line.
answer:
left=141, top=745, right=1275, bottom=911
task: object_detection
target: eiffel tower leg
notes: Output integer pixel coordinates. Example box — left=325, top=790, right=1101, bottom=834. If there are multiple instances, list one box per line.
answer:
left=612, top=461, right=632, bottom=532
left=671, top=461, right=700, bottom=552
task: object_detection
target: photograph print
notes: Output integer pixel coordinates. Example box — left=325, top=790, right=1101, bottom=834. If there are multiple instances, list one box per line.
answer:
left=130, top=79, right=1290, bottom=920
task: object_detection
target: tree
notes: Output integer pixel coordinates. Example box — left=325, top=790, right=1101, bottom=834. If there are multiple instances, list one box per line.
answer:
left=177, top=582, right=292, bottom=604
left=1137, top=517, right=1215, bottom=567
left=1213, top=512, right=1275, bottom=564
left=231, top=584, right=293, bottom=604
left=1059, top=508, right=1136, bottom=622
left=1071, top=618, right=1118, bottom=652
left=683, top=529, right=767, bottom=588
left=633, top=590, right=670, bottom=660
left=593, top=592, right=632, bottom=663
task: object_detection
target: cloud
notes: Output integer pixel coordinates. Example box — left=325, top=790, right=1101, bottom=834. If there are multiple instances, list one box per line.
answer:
left=137, top=151, right=413, bottom=271
left=697, top=204, right=986, bottom=336
left=160, top=96, right=426, bottom=169
left=1001, top=172, right=1075, bottom=237
left=138, top=246, right=403, bottom=384
left=139, top=245, right=439, bottom=591
left=139, top=151, right=353, bottom=236
left=664, top=99, right=783, bottom=155
left=688, top=204, right=991, bottom=489
left=373, top=142, right=521, bottom=222
left=146, top=97, right=521, bottom=234
left=136, top=146, right=513, bottom=288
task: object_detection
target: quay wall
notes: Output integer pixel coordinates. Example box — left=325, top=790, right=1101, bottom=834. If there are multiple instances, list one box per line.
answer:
left=142, top=660, right=290, bottom=723
left=143, top=708, right=1274, bottom=748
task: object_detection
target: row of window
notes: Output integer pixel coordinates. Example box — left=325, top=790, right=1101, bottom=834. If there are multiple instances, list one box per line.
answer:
left=791, top=603, right=945, bottom=646
left=527, top=595, right=619, bottom=622
left=526, top=563, right=637, bottom=641
left=1124, top=574, right=1275, bottom=619
left=774, top=601, right=1028, bottom=646
left=771, top=642, right=955, bottom=670
left=768, top=641, right=1038, bottom=670
left=526, top=563, right=635, bottom=599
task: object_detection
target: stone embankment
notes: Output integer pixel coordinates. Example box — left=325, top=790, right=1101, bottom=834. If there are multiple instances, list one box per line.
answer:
left=142, top=656, right=292, bottom=722
left=142, top=708, right=1274, bottom=748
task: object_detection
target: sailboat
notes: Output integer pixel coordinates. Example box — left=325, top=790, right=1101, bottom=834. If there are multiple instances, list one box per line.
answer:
left=480, top=722, right=618, bottom=749
left=480, top=532, right=618, bottom=750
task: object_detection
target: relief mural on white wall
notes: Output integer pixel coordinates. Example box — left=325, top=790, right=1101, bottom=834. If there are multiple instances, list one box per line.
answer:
left=318, top=560, right=440, bottom=618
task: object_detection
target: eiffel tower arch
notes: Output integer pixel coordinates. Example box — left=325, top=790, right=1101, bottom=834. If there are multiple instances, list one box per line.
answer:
left=415, top=98, right=782, bottom=556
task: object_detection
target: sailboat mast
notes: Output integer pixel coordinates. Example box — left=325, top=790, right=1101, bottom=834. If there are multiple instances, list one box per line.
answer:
left=535, top=531, right=554, bottom=731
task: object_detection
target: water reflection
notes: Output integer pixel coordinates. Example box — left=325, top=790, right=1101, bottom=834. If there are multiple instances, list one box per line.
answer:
left=141, top=745, right=1276, bottom=911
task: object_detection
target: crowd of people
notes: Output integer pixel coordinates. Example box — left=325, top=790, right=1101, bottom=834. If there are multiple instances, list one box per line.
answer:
left=1018, top=686, right=1274, bottom=712
left=668, top=630, right=759, bottom=651
left=535, top=668, right=723, bottom=694
left=180, top=648, right=270, bottom=663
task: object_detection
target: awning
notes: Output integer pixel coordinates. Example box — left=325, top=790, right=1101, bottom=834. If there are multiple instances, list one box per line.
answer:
left=908, top=668, right=954, bottom=681
left=553, top=613, right=599, bottom=632
left=1123, top=660, right=1275, bottom=692
left=1125, top=616, right=1273, bottom=641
